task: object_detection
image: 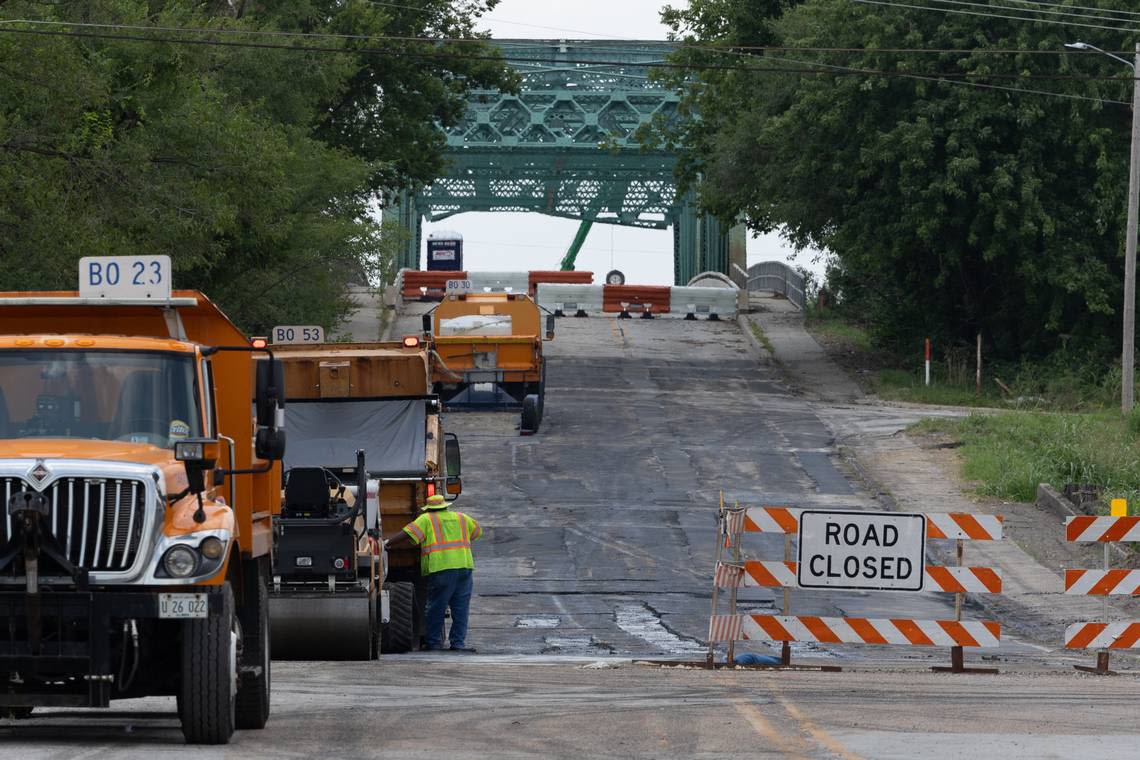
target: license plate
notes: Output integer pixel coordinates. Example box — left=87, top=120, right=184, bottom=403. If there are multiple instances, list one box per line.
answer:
left=158, top=593, right=208, bottom=619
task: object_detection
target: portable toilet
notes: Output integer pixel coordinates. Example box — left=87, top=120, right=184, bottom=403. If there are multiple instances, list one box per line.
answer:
left=426, top=230, right=463, bottom=272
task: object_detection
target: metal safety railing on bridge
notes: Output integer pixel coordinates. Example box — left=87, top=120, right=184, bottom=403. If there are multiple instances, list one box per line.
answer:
left=746, top=261, right=804, bottom=310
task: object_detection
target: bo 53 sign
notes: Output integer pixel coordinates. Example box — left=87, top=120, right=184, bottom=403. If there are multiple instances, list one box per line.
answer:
left=796, top=510, right=926, bottom=592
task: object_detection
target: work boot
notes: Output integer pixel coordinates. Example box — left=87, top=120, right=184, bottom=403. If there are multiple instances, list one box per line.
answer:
left=449, top=645, right=477, bottom=653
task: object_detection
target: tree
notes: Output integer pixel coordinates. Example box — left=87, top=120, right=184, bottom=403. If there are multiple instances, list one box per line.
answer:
left=0, top=1, right=512, bottom=333
left=656, top=0, right=1136, bottom=359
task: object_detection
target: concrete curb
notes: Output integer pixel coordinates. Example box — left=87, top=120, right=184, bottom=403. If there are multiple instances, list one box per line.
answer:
left=1035, top=483, right=1079, bottom=518
left=736, top=314, right=773, bottom=363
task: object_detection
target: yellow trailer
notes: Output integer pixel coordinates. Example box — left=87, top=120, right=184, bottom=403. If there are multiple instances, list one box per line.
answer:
left=425, top=292, right=554, bottom=433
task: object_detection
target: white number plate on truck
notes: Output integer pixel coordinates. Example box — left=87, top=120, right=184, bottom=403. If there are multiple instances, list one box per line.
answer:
left=158, top=593, right=208, bottom=619
left=78, top=255, right=172, bottom=300
left=271, top=325, right=325, bottom=344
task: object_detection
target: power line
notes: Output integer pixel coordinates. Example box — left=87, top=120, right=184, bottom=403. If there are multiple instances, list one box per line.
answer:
left=0, top=24, right=1136, bottom=82
left=1000, top=0, right=1140, bottom=19
left=762, top=51, right=1130, bottom=104
left=362, top=0, right=641, bottom=40
left=3, top=18, right=1139, bottom=58
left=923, top=0, right=1140, bottom=26
left=0, top=20, right=1132, bottom=108
left=853, top=0, right=1140, bottom=34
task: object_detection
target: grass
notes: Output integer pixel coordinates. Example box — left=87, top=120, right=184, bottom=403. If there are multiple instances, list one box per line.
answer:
left=749, top=320, right=776, bottom=356
left=875, top=368, right=1013, bottom=408
left=805, top=312, right=873, bottom=352
left=910, top=411, right=1140, bottom=507
left=803, top=307, right=1128, bottom=412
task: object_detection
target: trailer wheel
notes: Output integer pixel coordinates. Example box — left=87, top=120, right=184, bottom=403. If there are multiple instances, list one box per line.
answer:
left=179, top=582, right=237, bottom=745
left=235, top=561, right=270, bottom=730
left=521, top=394, right=540, bottom=434
left=538, top=364, right=547, bottom=421
left=381, top=582, right=416, bottom=654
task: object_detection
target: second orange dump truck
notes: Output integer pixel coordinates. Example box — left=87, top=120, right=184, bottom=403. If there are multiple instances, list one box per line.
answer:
left=268, top=340, right=461, bottom=656
left=425, top=292, right=554, bottom=433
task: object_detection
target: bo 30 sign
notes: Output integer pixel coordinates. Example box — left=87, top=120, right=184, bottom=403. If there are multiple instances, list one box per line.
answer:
left=796, top=510, right=926, bottom=592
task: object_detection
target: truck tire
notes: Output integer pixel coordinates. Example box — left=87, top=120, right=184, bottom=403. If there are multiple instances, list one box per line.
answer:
left=235, top=561, right=270, bottom=730
left=381, top=582, right=416, bottom=654
left=521, top=394, right=540, bottom=434
left=179, top=582, right=237, bottom=745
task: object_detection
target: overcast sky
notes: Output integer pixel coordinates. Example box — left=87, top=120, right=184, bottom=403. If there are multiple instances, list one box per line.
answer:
left=416, top=0, right=827, bottom=284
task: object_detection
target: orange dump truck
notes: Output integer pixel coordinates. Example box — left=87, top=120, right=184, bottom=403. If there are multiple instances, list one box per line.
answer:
left=272, top=340, right=461, bottom=654
left=0, top=288, right=286, bottom=744
left=425, top=292, right=554, bottom=433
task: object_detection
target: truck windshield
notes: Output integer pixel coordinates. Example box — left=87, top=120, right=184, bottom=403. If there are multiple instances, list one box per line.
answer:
left=0, top=350, right=202, bottom=447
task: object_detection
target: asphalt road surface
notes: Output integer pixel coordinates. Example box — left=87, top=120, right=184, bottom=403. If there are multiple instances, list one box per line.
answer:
left=4, top=312, right=1139, bottom=757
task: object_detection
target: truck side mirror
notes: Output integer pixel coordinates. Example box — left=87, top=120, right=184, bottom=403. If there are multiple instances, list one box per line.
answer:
left=175, top=439, right=219, bottom=494
left=444, top=433, right=461, bottom=478
left=422, top=313, right=433, bottom=335
left=444, top=432, right=461, bottom=497
left=255, top=358, right=284, bottom=429
left=545, top=314, right=556, bottom=341
left=255, top=428, right=286, bottom=461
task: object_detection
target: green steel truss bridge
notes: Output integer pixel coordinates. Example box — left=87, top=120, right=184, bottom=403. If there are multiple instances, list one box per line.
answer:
left=385, top=39, right=743, bottom=284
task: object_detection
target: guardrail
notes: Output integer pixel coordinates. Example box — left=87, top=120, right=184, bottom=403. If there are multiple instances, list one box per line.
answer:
left=746, top=261, right=805, bottom=310
left=535, top=283, right=605, bottom=316
left=671, top=286, right=739, bottom=320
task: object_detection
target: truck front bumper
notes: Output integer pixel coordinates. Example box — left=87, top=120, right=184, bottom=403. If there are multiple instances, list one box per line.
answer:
left=0, top=589, right=224, bottom=708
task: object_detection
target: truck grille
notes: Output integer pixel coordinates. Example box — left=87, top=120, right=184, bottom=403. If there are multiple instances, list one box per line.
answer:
left=0, top=477, right=148, bottom=573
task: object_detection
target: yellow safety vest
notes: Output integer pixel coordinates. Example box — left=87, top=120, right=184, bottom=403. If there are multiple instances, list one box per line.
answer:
left=403, top=508, right=482, bottom=575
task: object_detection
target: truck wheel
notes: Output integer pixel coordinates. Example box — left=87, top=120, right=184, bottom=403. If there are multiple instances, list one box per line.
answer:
left=179, top=582, right=237, bottom=745
left=381, top=582, right=416, bottom=654
left=521, top=394, right=540, bottom=434
left=235, top=561, right=270, bottom=730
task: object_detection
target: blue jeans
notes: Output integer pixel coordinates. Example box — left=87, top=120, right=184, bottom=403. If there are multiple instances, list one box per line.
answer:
left=425, top=568, right=473, bottom=649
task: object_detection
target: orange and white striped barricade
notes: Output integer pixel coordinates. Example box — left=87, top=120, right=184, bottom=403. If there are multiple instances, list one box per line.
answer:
left=1061, top=502, right=1139, bottom=674
left=709, top=506, right=1004, bottom=672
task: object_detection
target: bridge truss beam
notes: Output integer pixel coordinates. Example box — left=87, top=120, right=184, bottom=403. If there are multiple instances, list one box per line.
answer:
left=392, top=40, right=741, bottom=283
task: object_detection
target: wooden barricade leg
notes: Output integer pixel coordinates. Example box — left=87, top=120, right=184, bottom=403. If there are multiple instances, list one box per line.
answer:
left=780, top=532, right=792, bottom=667
left=931, top=538, right=998, bottom=674
left=706, top=494, right=726, bottom=667
left=1073, top=543, right=1117, bottom=675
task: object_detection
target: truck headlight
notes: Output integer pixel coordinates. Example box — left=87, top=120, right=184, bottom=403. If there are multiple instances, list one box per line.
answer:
left=163, top=545, right=198, bottom=578
left=199, top=536, right=225, bottom=560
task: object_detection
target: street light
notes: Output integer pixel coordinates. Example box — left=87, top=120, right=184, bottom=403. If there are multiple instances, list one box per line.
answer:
left=1067, top=41, right=1140, bottom=413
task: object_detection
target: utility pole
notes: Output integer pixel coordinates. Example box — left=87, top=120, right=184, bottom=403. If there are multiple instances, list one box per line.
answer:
left=1124, top=42, right=1140, bottom=413
left=1067, top=41, right=1140, bottom=413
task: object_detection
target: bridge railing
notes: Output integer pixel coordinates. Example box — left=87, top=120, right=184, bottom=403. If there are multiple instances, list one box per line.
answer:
left=746, top=261, right=805, bottom=310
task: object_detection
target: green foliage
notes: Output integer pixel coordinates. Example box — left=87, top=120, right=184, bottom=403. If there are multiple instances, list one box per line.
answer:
left=804, top=305, right=872, bottom=351
left=655, top=0, right=1137, bottom=362
left=911, top=412, right=1140, bottom=505
left=0, top=1, right=511, bottom=333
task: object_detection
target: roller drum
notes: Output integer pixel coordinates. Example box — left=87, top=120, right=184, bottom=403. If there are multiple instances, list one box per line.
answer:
left=269, top=594, right=374, bottom=660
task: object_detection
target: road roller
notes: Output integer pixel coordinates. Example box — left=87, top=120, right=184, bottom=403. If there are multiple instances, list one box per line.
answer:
left=268, top=338, right=462, bottom=657
left=269, top=450, right=389, bottom=659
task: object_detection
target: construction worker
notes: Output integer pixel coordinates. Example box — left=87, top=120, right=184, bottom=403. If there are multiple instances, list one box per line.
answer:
left=386, top=494, right=483, bottom=652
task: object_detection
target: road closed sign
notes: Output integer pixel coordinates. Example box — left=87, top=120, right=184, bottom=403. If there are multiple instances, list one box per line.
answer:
left=797, top=510, right=926, bottom=592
